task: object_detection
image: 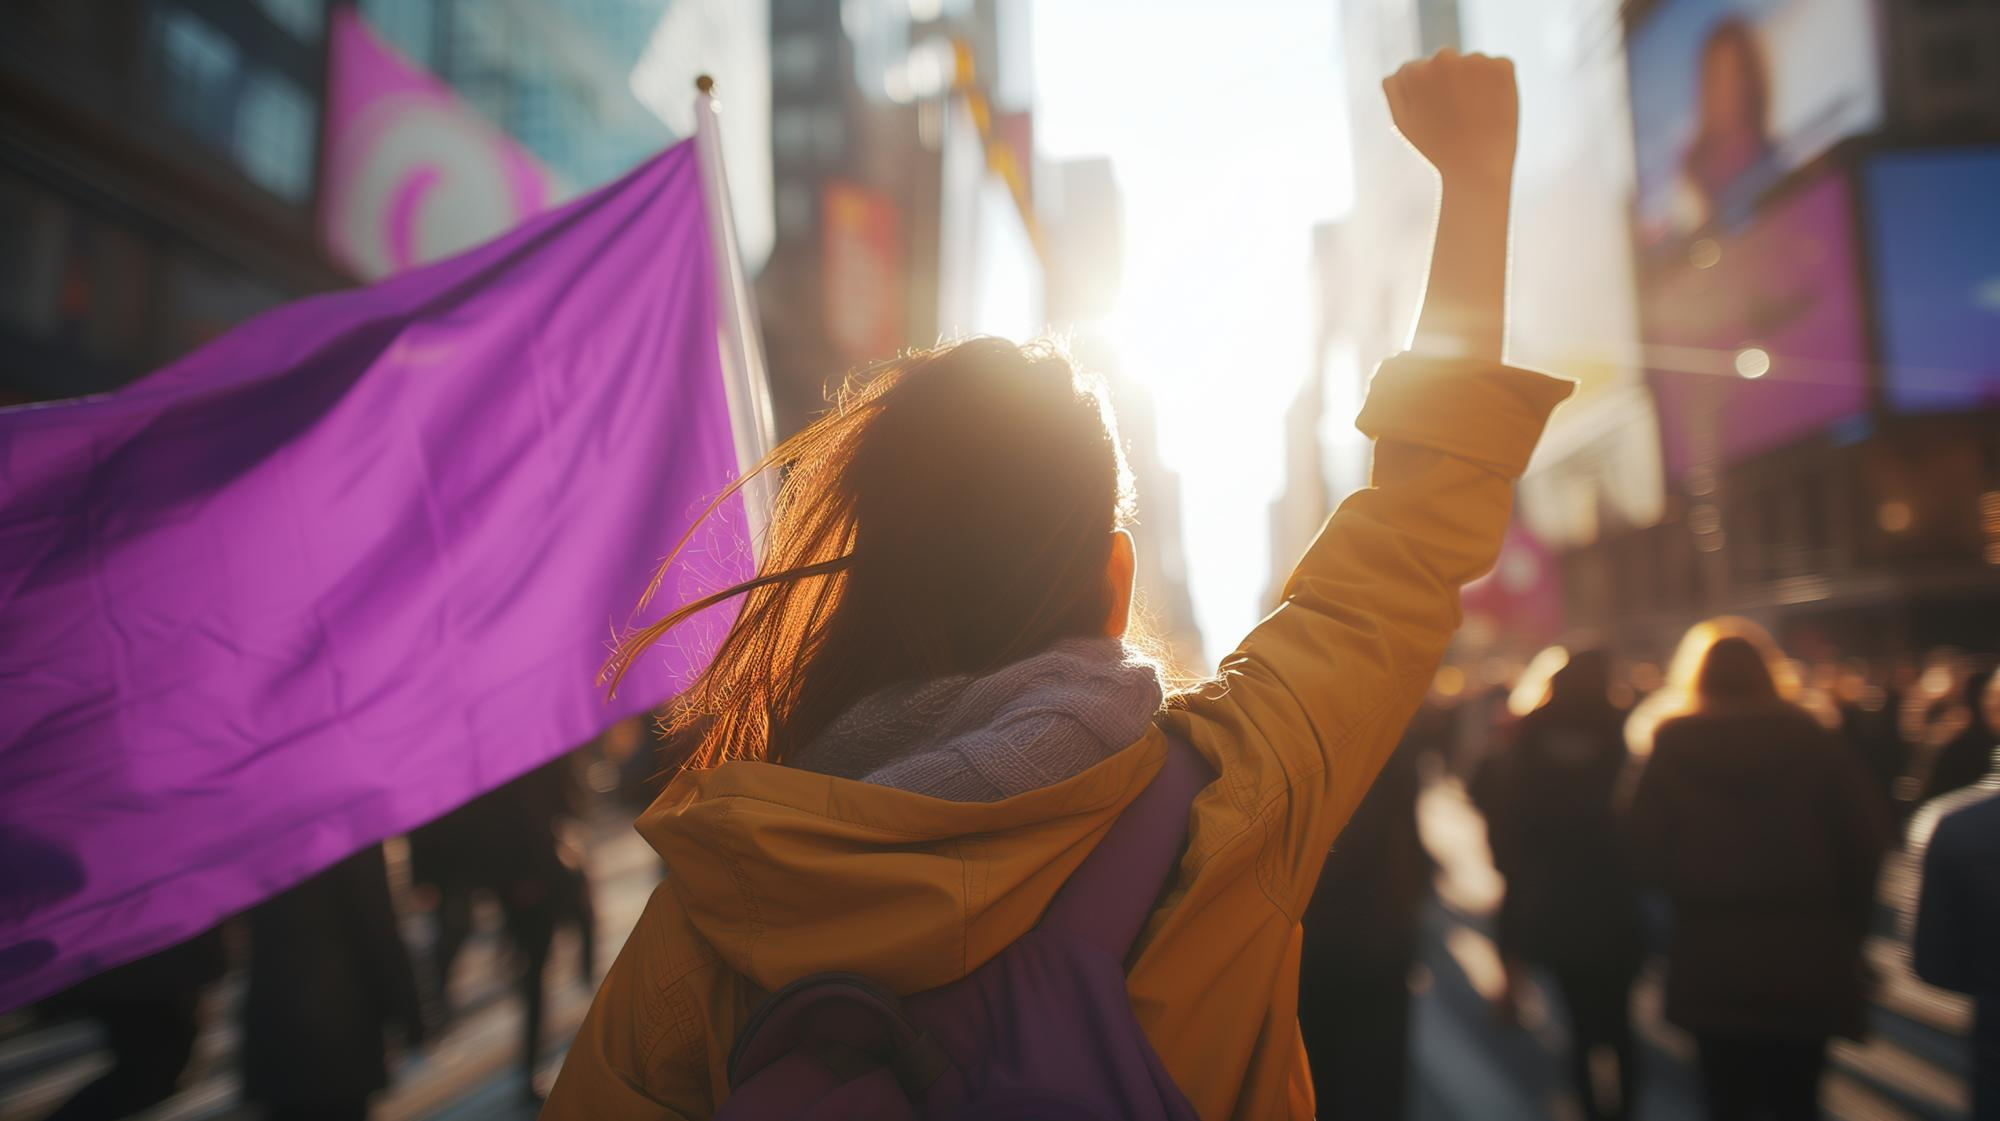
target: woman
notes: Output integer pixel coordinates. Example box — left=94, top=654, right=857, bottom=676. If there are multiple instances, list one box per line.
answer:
left=1628, top=634, right=1891, bottom=1121
left=1475, top=649, right=1644, bottom=1121
left=545, top=49, right=1571, bottom=1121
left=1673, top=17, right=1778, bottom=234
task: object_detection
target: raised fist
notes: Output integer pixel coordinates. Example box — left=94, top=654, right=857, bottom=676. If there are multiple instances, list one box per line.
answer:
left=1383, top=49, right=1519, bottom=187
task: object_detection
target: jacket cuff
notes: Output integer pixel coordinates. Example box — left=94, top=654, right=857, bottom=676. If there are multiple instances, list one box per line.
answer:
left=1355, top=354, right=1575, bottom=479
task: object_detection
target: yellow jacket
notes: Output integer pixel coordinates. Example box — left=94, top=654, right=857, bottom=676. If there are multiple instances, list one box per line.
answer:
left=542, top=355, right=1571, bottom=1121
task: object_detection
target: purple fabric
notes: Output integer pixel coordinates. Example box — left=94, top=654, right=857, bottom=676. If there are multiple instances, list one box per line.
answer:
left=718, top=735, right=1210, bottom=1120
left=0, top=139, right=747, bottom=1011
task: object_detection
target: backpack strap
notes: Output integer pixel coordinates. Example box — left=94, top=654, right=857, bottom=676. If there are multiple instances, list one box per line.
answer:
left=1037, top=728, right=1211, bottom=959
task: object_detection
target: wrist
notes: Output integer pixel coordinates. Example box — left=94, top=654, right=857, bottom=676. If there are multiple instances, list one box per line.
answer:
left=1438, top=166, right=1514, bottom=201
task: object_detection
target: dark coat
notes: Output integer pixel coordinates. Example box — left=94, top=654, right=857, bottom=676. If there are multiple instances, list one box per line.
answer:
left=1629, top=702, right=1891, bottom=1039
left=1303, top=737, right=1432, bottom=960
left=242, top=845, right=424, bottom=1105
left=1474, top=699, right=1644, bottom=974
left=1913, top=790, right=2000, bottom=1120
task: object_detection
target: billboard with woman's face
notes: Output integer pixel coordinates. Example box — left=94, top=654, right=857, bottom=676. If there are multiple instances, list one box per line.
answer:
left=1626, top=0, right=1882, bottom=252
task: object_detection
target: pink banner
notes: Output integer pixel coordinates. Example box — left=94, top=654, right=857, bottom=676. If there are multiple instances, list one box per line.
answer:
left=321, top=9, right=557, bottom=280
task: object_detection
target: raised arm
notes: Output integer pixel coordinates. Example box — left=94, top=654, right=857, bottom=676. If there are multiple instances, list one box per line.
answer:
left=1170, top=50, right=1569, bottom=916
left=1385, top=48, right=1519, bottom=361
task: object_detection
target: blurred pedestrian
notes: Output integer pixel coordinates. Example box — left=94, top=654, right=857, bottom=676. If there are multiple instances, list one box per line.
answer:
left=39, top=927, right=227, bottom=1121
left=1909, top=732, right=2000, bottom=1121
left=1628, top=633, right=1891, bottom=1121
left=545, top=50, right=1573, bottom=1121
left=1831, top=660, right=1908, bottom=815
left=409, top=755, right=595, bottom=1102
left=1473, top=649, right=1644, bottom=1121
left=1298, top=736, right=1434, bottom=1119
left=242, top=845, right=425, bottom=1121
left=1918, top=664, right=1999, bottom=807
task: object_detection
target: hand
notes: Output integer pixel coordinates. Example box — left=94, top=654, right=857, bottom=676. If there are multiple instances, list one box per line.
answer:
left=1383, top=49, right=1518, bottom=187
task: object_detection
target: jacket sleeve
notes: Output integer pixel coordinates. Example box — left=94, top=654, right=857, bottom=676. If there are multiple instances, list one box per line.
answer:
left=541, top=883, right=722, bottom=1121
left=1911, top=820, right=1975, bottom=993
left=1175, top=354, right=1570, bottom=916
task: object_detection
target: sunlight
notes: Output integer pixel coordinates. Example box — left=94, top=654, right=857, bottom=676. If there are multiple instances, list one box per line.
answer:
left=1034, top=0, right=1353, bottom=666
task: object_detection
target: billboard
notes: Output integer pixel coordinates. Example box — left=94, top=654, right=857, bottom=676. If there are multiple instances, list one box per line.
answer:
left=1643, top=169, right=1868, bottom=478
left=1862, top=147, right=2000, bottom=414
left=936, top=101, right=1043, bottom=343
left=1627, top=0, right=1881, bottom=252
left=320, top=9, right=557, bottom=281
left=822, top=181, right=906, bottom=363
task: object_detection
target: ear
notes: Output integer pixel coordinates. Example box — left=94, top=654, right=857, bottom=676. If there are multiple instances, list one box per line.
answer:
left=1103, top=529, right=1137, bottom=638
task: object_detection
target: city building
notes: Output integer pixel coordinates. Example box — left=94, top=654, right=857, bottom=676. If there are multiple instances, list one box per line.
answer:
left=1041, top=155, right=1204, bottom=674
left=1278, top=0, right=2000, bottom=660
left=1264, top=221, right=1343, bottom=612
left=758, top=0, right=1038, bottom=435
left=1, top=0, right=754, bottom=405
left=1264, top=0, right=1440, bottom=616
left=1, top=2, right=341, bottom=404
left=1605, top=0, right=2000, bottom=656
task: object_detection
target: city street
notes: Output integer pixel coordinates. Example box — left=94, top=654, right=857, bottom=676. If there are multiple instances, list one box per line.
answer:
left=0, top=780, right=1973, bottom=1121
left=1, top=2, right=1994, bottom=1119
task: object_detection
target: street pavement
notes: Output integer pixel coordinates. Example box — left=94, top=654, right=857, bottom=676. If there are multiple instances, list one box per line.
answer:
left=0, top=783, right=1975, bottom=1121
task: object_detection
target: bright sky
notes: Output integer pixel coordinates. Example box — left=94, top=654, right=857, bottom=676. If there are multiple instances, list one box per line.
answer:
left=1032, top=0, right=1354, bottom=667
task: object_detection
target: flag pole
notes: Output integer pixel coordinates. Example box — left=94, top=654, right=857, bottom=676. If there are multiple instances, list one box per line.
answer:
left=694, top=75, right=777, bottom=553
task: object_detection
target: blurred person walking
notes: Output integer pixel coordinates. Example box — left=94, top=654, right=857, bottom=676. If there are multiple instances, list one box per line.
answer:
left=1629, top=634, right=1891, bottom=1121
left=1909, top=686, right=2000, bottom=1121
left=1917, top=664, right=1999, bottom=808
left=545, top=50, right=1575, bottom=1121
left=242, top=845, right=426, bottom=1121
left=1830, top=660, right=1910, bottom=815
left=37, top=928, right=227, bottom=1121
left=1297, top=737, right=1434, bottom=1119
left=1473, top=649, right=1644, bottom=1121
left=409, top=756, right=595, bottom=1102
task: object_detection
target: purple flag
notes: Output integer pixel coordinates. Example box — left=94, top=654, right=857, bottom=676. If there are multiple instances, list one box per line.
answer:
left=0, top=138, right=749, bottom=1010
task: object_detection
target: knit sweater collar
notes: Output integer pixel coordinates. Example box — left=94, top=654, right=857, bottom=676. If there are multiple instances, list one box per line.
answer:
left=790, top=636, right=1165, bottom=802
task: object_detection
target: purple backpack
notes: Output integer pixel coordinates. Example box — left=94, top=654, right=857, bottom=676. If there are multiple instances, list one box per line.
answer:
left=715, top=733, right=1211, bottom=1121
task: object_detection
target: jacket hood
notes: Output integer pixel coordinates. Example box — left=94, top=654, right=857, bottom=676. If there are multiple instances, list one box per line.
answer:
left=635, top=726, right=1170, bottom=994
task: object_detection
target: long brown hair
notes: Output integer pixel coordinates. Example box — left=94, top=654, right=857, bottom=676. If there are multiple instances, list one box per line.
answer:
left=603, top=337, right=1137, bottom=770
left=1692, top=635, right=1780, bottom=706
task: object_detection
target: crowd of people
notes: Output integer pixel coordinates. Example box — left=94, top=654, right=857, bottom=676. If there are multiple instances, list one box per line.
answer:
left=23, top=625, right=1993, bottom=1121
left=1297, top=621, right=1998, bottom=1121
left=28, top=756, right=599, bottom=1121
left=8, top=45, right=1994, bottom=1121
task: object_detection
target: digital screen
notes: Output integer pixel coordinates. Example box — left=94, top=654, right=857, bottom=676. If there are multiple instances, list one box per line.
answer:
left=1644, top=169, right=1869, bottom=478
left=1627, top=0, right=1881, bottom=251
left=1863, top=148, right=2000, bottom=414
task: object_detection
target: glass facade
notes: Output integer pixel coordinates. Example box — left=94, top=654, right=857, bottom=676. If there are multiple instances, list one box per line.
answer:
left=0, top=165, right=286, bottom=401
left=237, top=67, right=316, bottom=201
left=143, top=0, right=326, bottom=206
left=0, top=0, right=734, bottom=401
left=359, top=0, right=438, bottom=66
left=355, top=0, right=677, bottom=195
